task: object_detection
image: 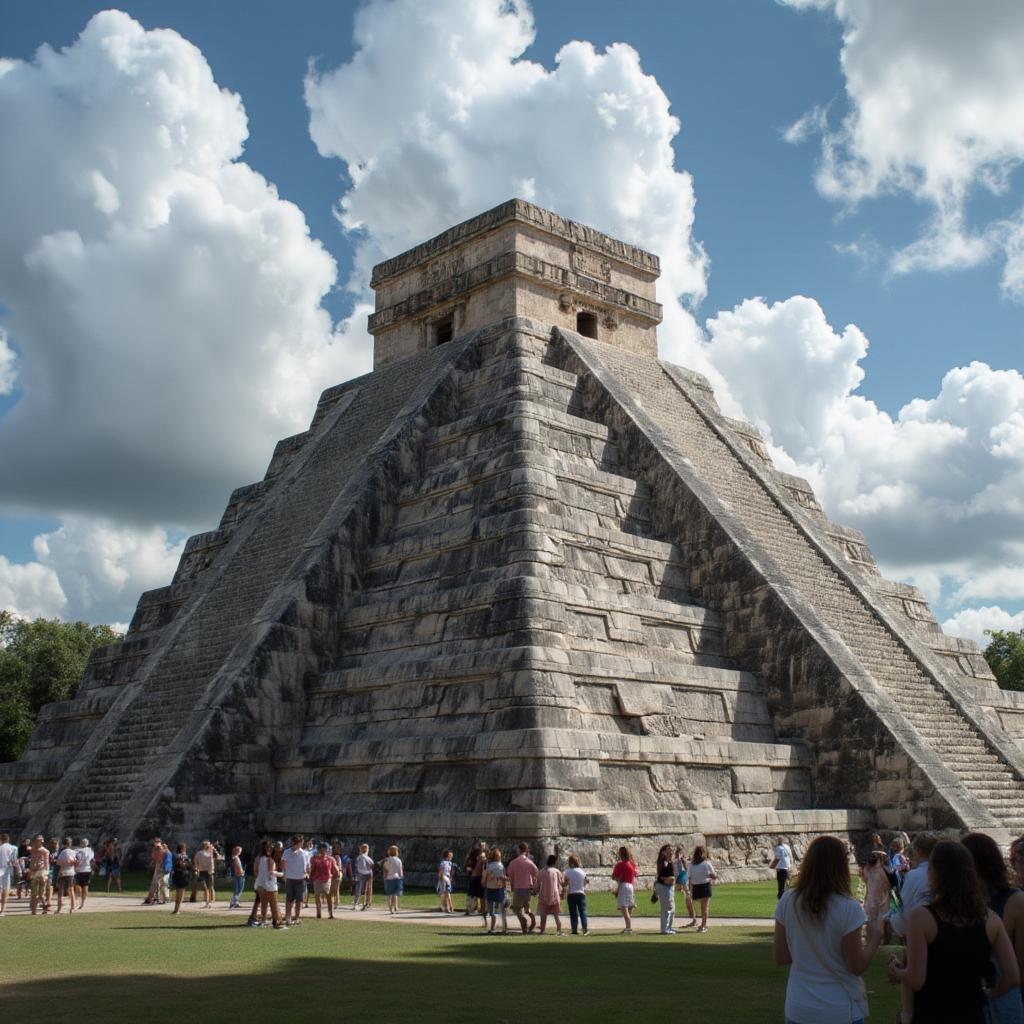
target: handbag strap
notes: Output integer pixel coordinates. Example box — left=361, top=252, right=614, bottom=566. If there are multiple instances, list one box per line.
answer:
left=789, top=897, right=866, bottom=1024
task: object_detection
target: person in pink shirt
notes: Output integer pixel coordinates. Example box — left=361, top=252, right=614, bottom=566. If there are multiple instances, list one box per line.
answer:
left=506, top=843, right=539, bottom=934
left=309, top=842, right=340, bottom=920
left=536, top=854, right=565, bottom=936
left=612, top=845, right=638, bottom=934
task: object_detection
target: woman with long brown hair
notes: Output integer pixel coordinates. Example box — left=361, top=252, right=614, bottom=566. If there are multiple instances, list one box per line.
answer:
left=774, top=834, right=883, bottom=1024
left=253, top=838, right=286, bottom=929
left=961, top=832, right=1024, bottom=1022
left=888, top=839, right=1019, bottom=1023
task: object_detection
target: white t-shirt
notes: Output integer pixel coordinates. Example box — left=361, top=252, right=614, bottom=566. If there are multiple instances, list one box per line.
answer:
left=282, top=847, right=310, bottom=880
left=564, top=867, right=587, bottom=895
left=75, top=847, right=94, bottom=873
left=0, top=842, right=18, bottom=873
left=384, top=856, right=403, bottom=880
left=774, top=844, right=793, bottom=872
left=56, top=848, right=77, bottom=877
left=887, top=859, right=931, bottom=937
left=689, top=860, right=715, bottom=885
left=255, top=855, right=279, bottom=891
left=775, top=889, right=868, bottom=1024
left=355, top=854, right=374, bottom=876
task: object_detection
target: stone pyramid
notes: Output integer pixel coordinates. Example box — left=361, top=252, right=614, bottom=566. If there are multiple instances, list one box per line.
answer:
left=3, top=199, right=1023, bottom=877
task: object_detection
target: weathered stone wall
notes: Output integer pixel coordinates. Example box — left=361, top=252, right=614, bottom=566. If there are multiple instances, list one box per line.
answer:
left=370, top=199, right=662, bottom=366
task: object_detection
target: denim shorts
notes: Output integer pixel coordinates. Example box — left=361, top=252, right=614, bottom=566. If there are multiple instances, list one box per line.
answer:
left=285, top=878, right=307, bottom=903
left=486, top=888, right=506, bottom=910
left=384, top=878, right=403, bottom=896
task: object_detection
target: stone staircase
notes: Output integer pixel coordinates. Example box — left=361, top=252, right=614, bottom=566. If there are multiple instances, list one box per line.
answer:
left=559, top=330, right=1024, bottom=836
left=4, top=336, right=472, bottom=843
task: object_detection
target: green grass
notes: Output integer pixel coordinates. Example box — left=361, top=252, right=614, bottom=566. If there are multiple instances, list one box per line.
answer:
left=0, top=910, right=902, bottom=1024
left=103, top=871, right=780, bottom=918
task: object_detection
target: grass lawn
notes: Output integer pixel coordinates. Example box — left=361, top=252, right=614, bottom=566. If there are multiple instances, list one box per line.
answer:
left=1, top=910, right=902, bottom=1024
left=102, top=871, right=781, bottom=918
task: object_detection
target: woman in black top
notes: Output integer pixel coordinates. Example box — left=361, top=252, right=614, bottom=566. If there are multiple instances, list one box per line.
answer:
left=962, top=832, right=1024, bottom=1021
left=654, top=844, right=676, bottom=935
left=888, top=840, right=1019, bottom=1023
left=170, top=843, right=191, bottom=916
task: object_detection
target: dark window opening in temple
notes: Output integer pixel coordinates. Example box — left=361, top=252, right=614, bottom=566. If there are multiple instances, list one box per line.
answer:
left=576, top=311, right=598, bottom=339
left=433, top=315, right=454, bottom=346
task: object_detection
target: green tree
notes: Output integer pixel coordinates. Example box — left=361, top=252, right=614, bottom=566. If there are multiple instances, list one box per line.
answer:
left=0, top=611, right=121, bottom=762
left=983, top=628, right=1024, bottom=692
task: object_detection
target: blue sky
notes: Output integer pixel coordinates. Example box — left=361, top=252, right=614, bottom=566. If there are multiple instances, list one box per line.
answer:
left=0, top=0, right=1021, bottom=643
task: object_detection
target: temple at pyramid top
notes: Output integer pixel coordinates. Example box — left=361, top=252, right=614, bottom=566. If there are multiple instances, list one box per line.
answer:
left=368, top=198, right=663, bottom=367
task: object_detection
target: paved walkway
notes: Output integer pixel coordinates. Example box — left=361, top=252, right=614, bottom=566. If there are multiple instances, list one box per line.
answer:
left=1, top=894, right=773, bottom=932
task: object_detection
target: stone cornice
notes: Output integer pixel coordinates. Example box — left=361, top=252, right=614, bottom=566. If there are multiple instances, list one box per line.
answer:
left=370, top=198, right=660, bottom=286
left=368, top=249, right=663, bottom=333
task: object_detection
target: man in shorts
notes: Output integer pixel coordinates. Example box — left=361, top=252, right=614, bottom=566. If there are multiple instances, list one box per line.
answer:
left=282, top=835, right=310, bottom=925
left=55, top=837, right=78, bottom=914
left=506, top=842, right=539, bottom=933
left=0, top=833, right=19, bottom=915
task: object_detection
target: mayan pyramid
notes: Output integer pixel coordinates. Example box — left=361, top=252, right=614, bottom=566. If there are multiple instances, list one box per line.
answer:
left=3, top=199, right=1023, bottom=876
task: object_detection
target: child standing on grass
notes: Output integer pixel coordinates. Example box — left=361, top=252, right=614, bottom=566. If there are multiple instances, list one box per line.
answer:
left=690, top=845, right=718, bottom=933
left=437, top=850, right=455, bottom=914
left=171, top=843, right=191, bottom=915
left=228, top=846, right=245, bottom=909
left=537, top=854, right=565, bottom=936
left=354, top=844, right=374, bottom=910
left=612, top=846, right=638, bottom=934
left=564, top=854, right=589, bottom=936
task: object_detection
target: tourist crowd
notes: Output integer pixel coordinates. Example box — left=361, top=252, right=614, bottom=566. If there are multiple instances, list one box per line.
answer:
left=774, top=831, right=1024, bottom=1024
left=3, top=826, right=1024, bottom=1023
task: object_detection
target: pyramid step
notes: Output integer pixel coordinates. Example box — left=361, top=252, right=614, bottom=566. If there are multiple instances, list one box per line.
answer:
left=274, top=728, right=812, bottom=773
left=399, top=445, right=648, bottom=511
left=345, top=573, right=720, bottom=636
left=318, top=644, right=761, bottom=695
left=393, top=470, right=653, bottom=539
left=458, top=351, right=579, bottom=393
left=422, top=397, right=613, bottom=454
left=423, top=420, right=622, bottom=481
left=457, top=364, right=581, bottom=415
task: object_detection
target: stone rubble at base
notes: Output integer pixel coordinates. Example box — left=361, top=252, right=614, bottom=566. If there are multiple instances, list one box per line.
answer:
left=1, top=199, right=1022, bottom=881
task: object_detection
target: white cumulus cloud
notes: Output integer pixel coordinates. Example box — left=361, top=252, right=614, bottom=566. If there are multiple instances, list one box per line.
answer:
left=941, top=606, right=1024, bottom=648
left=0, top=327, right=15, bottom=395
left=0, top=517, right=183, bottom=625
left=0, top=10, right=370, bottom=528
left=304, top=0, right=708, bottom=359
left=0, top=555, right=66, bottom=621
left=782, top=0, right=1024, bottom=293
left=703, top=295, right=1024, bottom=626
left=31, top=517, right=185, bottom=625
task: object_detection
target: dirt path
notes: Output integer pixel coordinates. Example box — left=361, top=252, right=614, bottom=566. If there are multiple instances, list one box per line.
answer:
left=1, top=893, right=772, bottom=931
